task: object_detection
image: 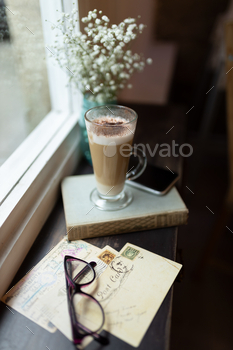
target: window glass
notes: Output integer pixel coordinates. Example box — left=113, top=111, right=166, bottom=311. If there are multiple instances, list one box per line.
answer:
left=0, top=0, right=51, bottom=166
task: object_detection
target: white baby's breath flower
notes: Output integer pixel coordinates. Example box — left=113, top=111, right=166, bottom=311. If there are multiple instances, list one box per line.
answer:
left=115, top=29, right=121, bottom=36
left=139, top=24, right=145, bottom=31
left=95, top=18, right=101, bottom=24
left=93, top=35, right=100, bottom=43
left=124, top=36, right=131, bottom=43
left=114, top=46, right=122, bottom=54
left=88, top=11, right=93, bottom=20
left=127, top=84, right=133, bottom=89
left=94, top=86, right=101, bottom=92
left=134, top=53, right=140, bottom=60
left=146, top=58, right=153, bottom=65
left=119, top=72, right=126, bottom=79
left=127, top=24, right=137, bottom=31
left=106, top=73, right=111, bottom=80
left=111, top=64, right=118, bottom=75
left=102, top=15, right=109, bottom=22
left=124, top=18, right=135, bottom=23
left=81, top=17, right=87, bottom=23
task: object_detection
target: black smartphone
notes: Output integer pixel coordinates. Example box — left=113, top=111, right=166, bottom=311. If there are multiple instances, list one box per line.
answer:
left=126, top=162, right=179, bottom=196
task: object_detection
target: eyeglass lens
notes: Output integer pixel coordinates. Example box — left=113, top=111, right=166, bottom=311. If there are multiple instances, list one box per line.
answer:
left=66, top=258, right=95, bottom=285
left=73, top=293, right=104, bottom=334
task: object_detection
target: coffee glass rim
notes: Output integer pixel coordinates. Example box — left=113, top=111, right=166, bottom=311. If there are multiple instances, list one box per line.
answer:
left=84, top=104, right=138, bottom=127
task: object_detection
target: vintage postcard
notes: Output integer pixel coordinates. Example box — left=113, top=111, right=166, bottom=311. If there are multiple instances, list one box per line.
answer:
left=1, top=237, right=101, bottom=332
left=85, top=242, right=182, bottom=347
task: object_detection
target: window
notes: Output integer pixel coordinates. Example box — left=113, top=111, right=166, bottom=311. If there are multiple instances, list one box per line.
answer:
left=0, top=0, right=52, bottom=165
left=0, top=0, right=82, bottom=297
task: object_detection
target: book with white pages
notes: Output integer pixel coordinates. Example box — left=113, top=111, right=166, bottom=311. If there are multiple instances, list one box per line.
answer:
left=62, top=174, right=188, bottom=240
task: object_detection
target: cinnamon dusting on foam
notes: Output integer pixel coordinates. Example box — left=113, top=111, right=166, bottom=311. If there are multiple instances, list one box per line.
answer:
left=87, top=116, right=134, bottom=146
left=90, top=116, right=131, bottom=138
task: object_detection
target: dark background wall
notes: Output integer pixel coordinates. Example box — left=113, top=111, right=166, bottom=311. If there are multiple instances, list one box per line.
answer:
left=156, top=0, right=230, bottom=105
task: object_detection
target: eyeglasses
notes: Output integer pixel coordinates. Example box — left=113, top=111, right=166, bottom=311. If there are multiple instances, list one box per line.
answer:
left=64, top=255, right=109, bottom=346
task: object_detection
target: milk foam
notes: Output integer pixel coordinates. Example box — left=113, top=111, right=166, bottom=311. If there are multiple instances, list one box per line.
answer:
left=88, top=116, right=134, bottom=145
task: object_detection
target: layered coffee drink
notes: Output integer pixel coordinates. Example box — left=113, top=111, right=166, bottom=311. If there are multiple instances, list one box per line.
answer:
left=87, top=116, right=134, bottom=196
left=85, top=105, right=146, bottom=211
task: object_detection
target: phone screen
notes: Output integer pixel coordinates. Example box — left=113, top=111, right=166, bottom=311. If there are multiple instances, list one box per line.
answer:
left=126, top=162, right=179, bottom=195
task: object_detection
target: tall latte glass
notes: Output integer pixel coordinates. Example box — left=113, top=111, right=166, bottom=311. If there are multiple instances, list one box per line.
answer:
left=85, top=105, right=147, bottom=211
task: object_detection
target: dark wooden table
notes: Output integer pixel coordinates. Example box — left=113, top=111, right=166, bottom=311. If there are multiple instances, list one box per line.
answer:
left=0, top=104, right=185, bottom=350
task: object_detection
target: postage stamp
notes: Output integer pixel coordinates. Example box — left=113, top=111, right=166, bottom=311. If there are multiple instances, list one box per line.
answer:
left=121, top=246, right=140, bottom=261
left=98, top=250, right=116, bottom=265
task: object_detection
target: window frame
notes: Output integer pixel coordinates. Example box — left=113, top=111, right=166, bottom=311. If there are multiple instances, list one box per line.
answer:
left=0, top=0, right=82, bottom=297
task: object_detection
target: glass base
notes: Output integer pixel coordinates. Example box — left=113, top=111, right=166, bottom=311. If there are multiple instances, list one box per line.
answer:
left=90, top=188, right=133, bottom=211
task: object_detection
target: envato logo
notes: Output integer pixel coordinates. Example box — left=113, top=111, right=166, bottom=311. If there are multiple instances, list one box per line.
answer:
left=103, top=140, right=193, bottom=158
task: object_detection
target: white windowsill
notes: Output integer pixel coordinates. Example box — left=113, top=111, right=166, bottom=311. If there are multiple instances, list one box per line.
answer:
left=0, top=109, right=82, bottom=297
